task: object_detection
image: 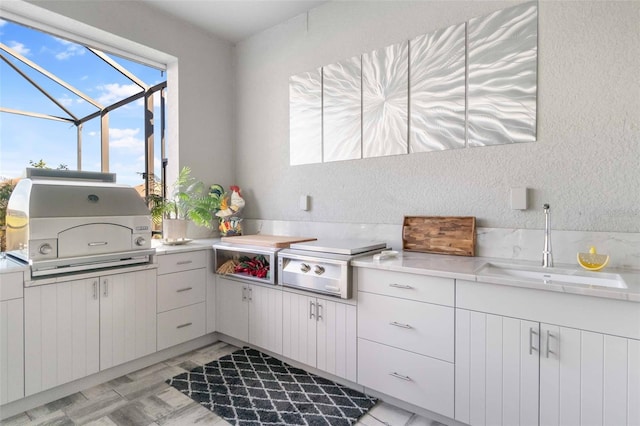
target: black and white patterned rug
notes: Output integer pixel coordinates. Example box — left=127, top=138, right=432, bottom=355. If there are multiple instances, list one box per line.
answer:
left=167, top=347, right=377, bottom=426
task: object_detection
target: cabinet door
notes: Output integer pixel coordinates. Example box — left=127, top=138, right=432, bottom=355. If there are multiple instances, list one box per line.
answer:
left=455, top=309, right=539, bottom=426
left=316, top=299, right=357, bottom=382
left=248, top=284, right=283, bottom=354
left=0, top=298, right=24, bottom=404
left=100, top=270, right=157, bottom=370
left=24, top=279, right=100, bottom=396
left=216, top=277, right=249, bottom=342
left=540, top=325, right=640, bottom=426
left=206, top=251, right=216, bottom=333
left=282, top=291, right=317, bottom=367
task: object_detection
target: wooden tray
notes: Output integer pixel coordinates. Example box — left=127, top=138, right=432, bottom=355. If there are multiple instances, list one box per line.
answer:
left=220, top=234, right=317, bottom=248
left=402, top=216, right=476, bottom=256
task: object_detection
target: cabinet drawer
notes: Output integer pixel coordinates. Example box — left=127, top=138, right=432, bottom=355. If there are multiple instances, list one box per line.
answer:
left=358, top=338, right=454, bottom=418
left=0, top=272, right=23, bottom=301
left=357, top=268, right=454, bottom=306
left=157, top=302, right=206, bottom=350
left=157, top=250, right=207, bottom=275
left=157, top=268, right=206, bottom=313
left=358, top=292, right=454, bottom=362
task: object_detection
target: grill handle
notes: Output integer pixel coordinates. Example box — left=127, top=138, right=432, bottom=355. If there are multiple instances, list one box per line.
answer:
left=88, top=241, right=108, bottom=247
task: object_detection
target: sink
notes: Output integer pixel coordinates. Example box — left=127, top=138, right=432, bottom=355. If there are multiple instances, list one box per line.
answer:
left=476, top=262, right=627, bottom=289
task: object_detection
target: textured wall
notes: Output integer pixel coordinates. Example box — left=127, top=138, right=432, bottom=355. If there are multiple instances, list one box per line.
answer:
left=234, top=1, right=639, bottom=232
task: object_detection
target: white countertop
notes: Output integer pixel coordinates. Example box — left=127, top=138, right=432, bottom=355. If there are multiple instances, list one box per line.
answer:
left=152, top=238, right=220, bottom=255
left=0, top=255, right=29, bottom=274
left=352, top=251, right=640, bottom=302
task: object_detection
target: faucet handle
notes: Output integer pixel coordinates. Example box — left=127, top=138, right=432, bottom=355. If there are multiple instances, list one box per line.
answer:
left=543, top=203, right=550, bottom=210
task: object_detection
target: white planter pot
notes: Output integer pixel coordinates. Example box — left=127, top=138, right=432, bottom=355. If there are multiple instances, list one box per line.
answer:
left=163, top=218, right=188, bottom=242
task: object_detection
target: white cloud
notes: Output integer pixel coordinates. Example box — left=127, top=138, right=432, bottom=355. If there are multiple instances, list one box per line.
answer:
left=109, top=128, right=144, bottom=153
left=53, top=37, right=85, bottom=60
left=88, top=131, right=98, bottom=137
left=0, top=19, right=7, bottom=27
left=96, top=83, right=141, bottom=105
left=8, top=41, right=30, bottom=56
left=56, top=95, right=74, bottom=107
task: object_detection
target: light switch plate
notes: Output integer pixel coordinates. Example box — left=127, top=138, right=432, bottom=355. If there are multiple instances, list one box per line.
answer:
left=511, top=187, right=528, bottom=210
left=299, top=195, right=310, bottom=211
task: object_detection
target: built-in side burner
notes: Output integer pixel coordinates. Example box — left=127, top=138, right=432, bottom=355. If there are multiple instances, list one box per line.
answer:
left=278, top=239, right=387, bottom=299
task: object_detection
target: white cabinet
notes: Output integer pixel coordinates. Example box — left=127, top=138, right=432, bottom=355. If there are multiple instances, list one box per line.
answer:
left=0, top=271, right=24, bottom=404
left=216, top=277, right=249, bottom=342
left=249, top=284, right=283, bottom=354
left=25, top=269, right=156, bottom=395
left=206, top=250, right=216, bottom=333
left=156, top=251, right=207, bottom=350
left=356, top=268, right=455, bottom=418
left=100, top=270, right=156, bottom=369
left=455, top=309, right=539, bottom=426
left=216, top=276, right=283, bottom=354
left=25, top=277, right=100, bottom=396
left=539, top=325, right=640, bottom=426
left=455, top=308, right=640, bottom=426
left=282, top=291, right=356, bottom=382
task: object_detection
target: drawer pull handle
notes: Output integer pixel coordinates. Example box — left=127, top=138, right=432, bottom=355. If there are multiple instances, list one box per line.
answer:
left=176, top=287, right=193, bottom=293
left=389, top=283, right=413, bottom=289
left=177, top=322, right=192, bottom=329
left=390, top=321, right=412, bottom=329
left=389, top=372, right=412, bottom=381
left=176, top=260, right=193, bottom=265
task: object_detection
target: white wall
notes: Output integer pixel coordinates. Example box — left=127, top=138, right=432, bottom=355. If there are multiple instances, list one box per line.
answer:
left=234, top=1, right=640, bottom=233
left=21, top=0, right=236, bottom=193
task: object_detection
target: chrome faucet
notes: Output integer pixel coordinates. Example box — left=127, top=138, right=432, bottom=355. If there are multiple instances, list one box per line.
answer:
left=542, top=204, right=553, bottom=267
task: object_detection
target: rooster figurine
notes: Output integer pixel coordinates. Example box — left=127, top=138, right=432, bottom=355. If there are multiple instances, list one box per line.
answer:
left=215, top=185, right=245, bottom=218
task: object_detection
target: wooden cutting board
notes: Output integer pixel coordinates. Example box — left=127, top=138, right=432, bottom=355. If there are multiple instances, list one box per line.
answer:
left=220, top=234, right=317, bottom=248
left=402, top=216, right=476, bottom=256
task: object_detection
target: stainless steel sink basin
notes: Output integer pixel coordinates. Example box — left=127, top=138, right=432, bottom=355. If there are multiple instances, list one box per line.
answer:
left=476, top=262, right=627, bottom=289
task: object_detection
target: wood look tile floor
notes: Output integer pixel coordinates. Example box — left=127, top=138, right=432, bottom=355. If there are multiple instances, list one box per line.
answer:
left=1, top=342, right=445, bottom=426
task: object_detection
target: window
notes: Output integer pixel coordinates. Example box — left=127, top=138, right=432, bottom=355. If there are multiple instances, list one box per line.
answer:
left=0, top=18, right=167, bottom=199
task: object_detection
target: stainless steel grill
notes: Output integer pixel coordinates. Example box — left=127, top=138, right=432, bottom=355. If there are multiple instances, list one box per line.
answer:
left=278, top=239, right=386, bottom=299
left=6, top=168, right=154, bottom=277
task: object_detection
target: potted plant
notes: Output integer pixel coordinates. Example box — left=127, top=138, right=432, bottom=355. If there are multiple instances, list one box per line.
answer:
left=148, top=167, right=221, bottom=241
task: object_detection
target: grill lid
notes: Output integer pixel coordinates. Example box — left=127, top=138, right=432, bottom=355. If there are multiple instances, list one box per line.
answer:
left=288, top=239, right=387, bottom=255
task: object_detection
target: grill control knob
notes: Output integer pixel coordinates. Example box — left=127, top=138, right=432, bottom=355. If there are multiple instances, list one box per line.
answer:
left=300, top=263, right=311, bottom=273
left=39, top=243, right=53, bottom=255
left=135, top=237, right=146, bottom=246
left=314, top=265, right=325, bottom=275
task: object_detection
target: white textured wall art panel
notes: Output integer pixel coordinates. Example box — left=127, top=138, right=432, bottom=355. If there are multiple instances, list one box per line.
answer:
left=362, top=41, right=409, bottom=158
left=323, top=56, right=362, bottom=162
left=289, top=69, right=322, bottom=165
left=468, top=1, right=538, bottom=147
left=410, top=23, right=466, bottom=152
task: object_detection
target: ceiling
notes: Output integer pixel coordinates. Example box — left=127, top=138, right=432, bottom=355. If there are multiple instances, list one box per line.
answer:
left=140, top=0, right=327, bottom=44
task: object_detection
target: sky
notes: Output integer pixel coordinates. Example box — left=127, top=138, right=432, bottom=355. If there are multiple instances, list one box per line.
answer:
left=0, top=18, right=166, bottom=187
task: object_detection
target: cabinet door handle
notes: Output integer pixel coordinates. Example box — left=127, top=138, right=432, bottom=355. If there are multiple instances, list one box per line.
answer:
left=316, top=302, right=322, bottom=320
left=177, top=260, right=193, bottom=265
left=176, top=287, right=193, bottom=293
left=242, top=287, right=247, bottom=301
left=389, top=372, right=412, bottom=381
left=248, top=287, right=253, bottom=301
left=529, top=327, right=538, bottom=355
left=389, top=321, right=412, bottom=329
left=545, top=330, right=555, bottom=358
left=103, top=278, right=109, bottom=297
left=93, top=280, right=98, bottom=300
left=389, top=283, right=413, bottom=289
left=310, top=301, right=315, bottom=319
left=177, top=322, right=192, bottom=329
